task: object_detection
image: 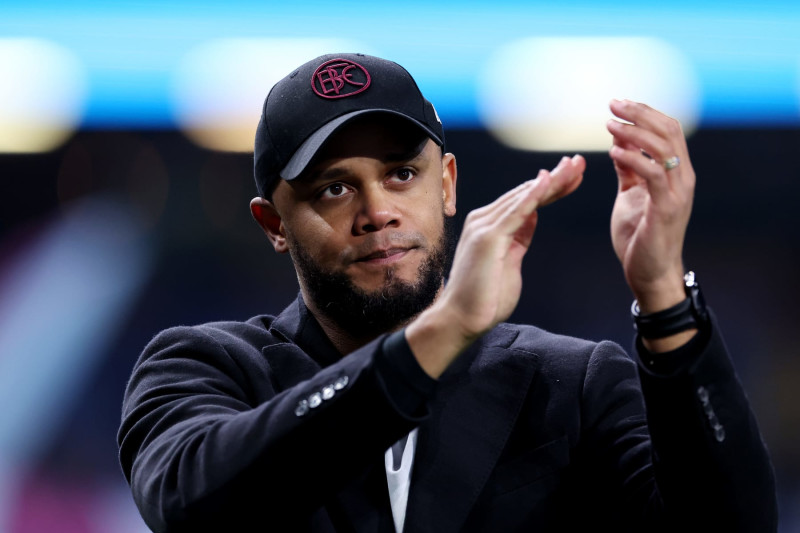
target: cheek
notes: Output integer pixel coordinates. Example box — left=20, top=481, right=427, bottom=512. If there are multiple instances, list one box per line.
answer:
left=284, top=213, right=347, bottom=261
left=411, top=190, right=446, bottom=236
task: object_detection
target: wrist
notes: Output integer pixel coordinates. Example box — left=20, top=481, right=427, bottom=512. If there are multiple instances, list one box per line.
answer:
left=405, top=302, right=475, bottom=379
left=631, top=271, right=710, bottom=346
left=630, top=269, right=686, bottom=314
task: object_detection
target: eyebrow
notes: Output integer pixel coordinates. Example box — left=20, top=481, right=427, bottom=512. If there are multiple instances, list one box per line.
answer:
left=303, top=142, right=429, bottom=185
left=306, top=166, right=349, bottom=184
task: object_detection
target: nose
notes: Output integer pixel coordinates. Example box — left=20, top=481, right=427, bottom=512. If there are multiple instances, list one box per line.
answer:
left=353, top=186, right=400, bottom=235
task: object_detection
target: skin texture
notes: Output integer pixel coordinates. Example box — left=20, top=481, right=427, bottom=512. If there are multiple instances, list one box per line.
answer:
left=252, top=100, right=697, bottom=377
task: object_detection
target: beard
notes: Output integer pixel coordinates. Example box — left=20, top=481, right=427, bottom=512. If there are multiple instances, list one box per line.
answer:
left=289, top=219, right=456, bottom=340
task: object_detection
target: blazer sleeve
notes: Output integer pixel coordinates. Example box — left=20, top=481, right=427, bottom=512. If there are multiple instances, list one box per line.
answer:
left=117, top=323, right=434, bottom=532
left=634, top=309, right=778, bottom=532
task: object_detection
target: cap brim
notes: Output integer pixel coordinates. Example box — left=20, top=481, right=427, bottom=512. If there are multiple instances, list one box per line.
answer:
left=280, top=109, right=444, bottom=181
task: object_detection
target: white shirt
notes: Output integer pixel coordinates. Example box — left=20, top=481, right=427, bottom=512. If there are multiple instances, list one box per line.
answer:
left=384, top=428, right=418, bottom=533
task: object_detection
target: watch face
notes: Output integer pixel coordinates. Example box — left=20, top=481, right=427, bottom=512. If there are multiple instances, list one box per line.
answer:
left=684, top=271, right=697, bottom=287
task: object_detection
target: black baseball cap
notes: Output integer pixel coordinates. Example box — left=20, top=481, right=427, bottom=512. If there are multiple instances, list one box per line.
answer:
left=253, top=53, right=445, bottom=198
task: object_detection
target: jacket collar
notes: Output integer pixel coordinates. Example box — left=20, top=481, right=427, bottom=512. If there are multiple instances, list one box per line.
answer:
left=269, top=292, right=342, bottom=368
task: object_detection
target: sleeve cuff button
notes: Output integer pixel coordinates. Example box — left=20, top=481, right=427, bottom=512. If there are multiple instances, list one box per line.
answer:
left=322, top=385, right=335, bottom=400
left=308, top=392, right=322, bottom=408
left=294, top=399, right=309, bottom=417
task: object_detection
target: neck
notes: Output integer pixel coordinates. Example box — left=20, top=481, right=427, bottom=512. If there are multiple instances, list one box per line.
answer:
left=300, top=287, right=427, bottom=355
left=311, top=306, right=378, bottom=354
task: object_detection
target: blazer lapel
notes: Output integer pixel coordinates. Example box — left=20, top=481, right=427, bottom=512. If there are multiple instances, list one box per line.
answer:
left=404, top=332, right=539, bottom=532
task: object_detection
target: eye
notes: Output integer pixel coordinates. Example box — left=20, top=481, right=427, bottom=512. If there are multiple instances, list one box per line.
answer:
left=391, top=167, right=416, bottom=183
left=319, top=182, right=350, bottom=199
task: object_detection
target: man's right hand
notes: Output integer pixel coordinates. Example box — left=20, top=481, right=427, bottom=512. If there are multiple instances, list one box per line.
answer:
left=406, top=155, right=585, bottom=378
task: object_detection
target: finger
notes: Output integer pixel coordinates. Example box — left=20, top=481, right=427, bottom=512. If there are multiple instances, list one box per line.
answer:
left=472, top=151, right=582, bottom=227
left=508, top=169, right=552, bottom=219
left=540, top=154, right=585, bottom=206
left=468, top=172, right=545, bottom=221
left=612, top=159, right=645, bottom=192
left=609, top=100, right=691, bottom=174
left=609, top=136, right=645, bottom=189
left=551, top=154, right=586, bottom=185
left=607, top=110, right=693, bottom=195
left=462, top=170, right=548, bottom=239
left=542, top=172, right=582, bottom=205
left=606, top=119, right=679, bottom=165
left=489, top=170, right=552, bottom=234
left=611, top=133, right=638, bottom=153
left=609, top=99, right=678, bottom=139
left=609, top=144, right=671, bottom=199
left=513, top=210, right=539, bottom=251
left=472, top=152, right=575, bottom=221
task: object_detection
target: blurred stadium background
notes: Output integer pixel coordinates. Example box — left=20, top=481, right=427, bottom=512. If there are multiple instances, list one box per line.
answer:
left=1, top=1, right=799, bottom=531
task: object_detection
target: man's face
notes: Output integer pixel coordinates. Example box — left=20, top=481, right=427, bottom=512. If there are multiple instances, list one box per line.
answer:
left=263, top=115, right=457, bottom=336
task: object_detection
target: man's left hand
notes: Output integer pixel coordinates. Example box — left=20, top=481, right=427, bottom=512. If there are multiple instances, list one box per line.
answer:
left=607, top=99, right=695, bottom=315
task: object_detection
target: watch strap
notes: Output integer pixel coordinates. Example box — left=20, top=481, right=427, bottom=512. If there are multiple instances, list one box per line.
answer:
left=631, top=271, right=709, bottom=339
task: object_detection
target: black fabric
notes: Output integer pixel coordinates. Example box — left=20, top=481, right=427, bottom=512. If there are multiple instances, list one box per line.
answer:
left=118, top=296, right=777, bottom=533
left=377, top=329, right=437, bottom=418
left=253, top=52, right=445, bottom=197
left=635, top=317, right=712, bottom=376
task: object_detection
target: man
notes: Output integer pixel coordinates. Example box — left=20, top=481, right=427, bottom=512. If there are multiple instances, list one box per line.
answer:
left=118, top=53, right=777, bottom=532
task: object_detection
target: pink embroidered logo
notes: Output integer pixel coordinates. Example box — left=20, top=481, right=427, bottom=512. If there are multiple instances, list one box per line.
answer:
left=311, top=59, right=371, bottom=99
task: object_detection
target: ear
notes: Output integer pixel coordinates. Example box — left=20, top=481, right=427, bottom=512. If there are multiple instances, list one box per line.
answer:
left=250, top=197, right=289, bottom=254
left=441, top=152, right=457, bottom=217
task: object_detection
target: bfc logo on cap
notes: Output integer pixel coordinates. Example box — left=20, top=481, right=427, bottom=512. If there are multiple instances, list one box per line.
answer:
left=312, top=58, right=371, bottom=99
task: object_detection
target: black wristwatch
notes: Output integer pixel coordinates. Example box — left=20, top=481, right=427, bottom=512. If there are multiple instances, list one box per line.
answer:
left=631, top=271, right=710, bottom=339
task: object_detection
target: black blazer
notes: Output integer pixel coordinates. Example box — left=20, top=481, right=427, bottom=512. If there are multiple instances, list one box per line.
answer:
left=118, top=296, right=777, bottom=532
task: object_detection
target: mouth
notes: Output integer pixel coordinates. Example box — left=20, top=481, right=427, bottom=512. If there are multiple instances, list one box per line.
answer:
left=356, top=247, right=415, bottom=265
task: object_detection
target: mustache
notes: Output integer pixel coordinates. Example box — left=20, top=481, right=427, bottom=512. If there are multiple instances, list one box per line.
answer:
left=343, top=232, right=427, bottom=262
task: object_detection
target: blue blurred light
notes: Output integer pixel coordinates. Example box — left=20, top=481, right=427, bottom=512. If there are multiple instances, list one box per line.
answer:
left=1, top=1, right=799, bottom=129
left=0, top=197, right=152, bottom=466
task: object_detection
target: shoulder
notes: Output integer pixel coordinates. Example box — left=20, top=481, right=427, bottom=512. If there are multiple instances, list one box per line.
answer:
left=125, top=315, right=289, bottom=405
left=489, top=322, right=635, bottom=378
left=492, top=322, right=626, bottom=357
left=151, top=315, right=274, bottom=344
left=145, top=314, right=278, bottom=353
left=488, top=323, right=643, bottom=428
